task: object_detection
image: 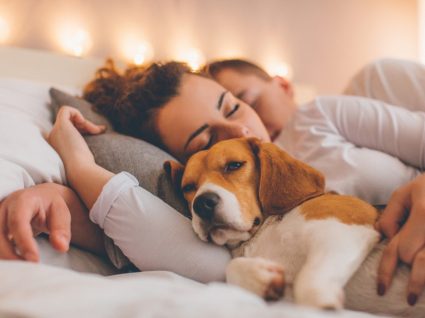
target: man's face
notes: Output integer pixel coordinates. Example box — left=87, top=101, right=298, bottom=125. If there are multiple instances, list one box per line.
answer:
left=213, top=69, right=297, bottom=141
left=157, top=74, right=270, bottom=162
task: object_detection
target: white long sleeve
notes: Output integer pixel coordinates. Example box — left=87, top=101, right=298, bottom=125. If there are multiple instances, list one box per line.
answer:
left=90, top=172, right=231, bottom=283
left=276, top=96, right=422, bottom=205
left=316, top=96, right=425, bottom=170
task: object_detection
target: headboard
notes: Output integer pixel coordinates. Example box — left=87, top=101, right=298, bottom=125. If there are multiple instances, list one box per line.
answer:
left=0, top=46, right=316, bottom=102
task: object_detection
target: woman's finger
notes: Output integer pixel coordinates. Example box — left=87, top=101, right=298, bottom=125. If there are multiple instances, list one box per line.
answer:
left=47, top=198, right=71, bottom=253
left=0, top=204, right=21, bottom=260
left=397, top=209, right=425, bottom=264
left=377, top=235, right=400, bottom=295
left=377, top=188, right=410, bottom=239
left=407, top=248, right=425, bottom=306
left=58, top=106, right=105, bottom=135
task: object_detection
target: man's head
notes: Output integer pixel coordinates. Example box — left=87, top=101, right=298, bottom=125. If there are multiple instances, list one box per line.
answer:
left=204, top=59, right=297, bottom=141
left=84, top=60, right=270, bottom=163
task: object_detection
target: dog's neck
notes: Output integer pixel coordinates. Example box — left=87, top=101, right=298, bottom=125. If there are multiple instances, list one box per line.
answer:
left=228, top=215, right=284, bottom=257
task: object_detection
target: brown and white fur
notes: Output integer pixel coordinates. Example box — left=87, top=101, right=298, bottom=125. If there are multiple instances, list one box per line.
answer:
left=164, top=137, right=424, bottom=317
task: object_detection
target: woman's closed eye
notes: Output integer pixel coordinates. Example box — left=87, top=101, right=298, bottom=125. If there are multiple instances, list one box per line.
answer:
left=226, top=103, right=240, bottom=117
left=203, top=134, right=215, bottom=150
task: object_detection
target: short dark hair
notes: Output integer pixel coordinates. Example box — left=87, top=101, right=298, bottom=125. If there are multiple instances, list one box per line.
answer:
left=83, top=60, right=193, bottom=150
left=203, top=59, right=271, bottom=81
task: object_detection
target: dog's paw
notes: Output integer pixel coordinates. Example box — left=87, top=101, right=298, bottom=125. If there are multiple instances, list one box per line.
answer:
left=295, top=284, right=344, bottom=310
left=226, top=257, right=285, bottom=301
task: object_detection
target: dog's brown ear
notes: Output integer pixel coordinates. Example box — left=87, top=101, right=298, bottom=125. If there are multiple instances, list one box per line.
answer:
left=163, top=160, right=185, bottom=191
left=247, top=138, right=325, bottom=215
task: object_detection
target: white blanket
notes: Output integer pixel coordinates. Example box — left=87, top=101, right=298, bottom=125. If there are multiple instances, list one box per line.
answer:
left=0, top=260, right=380, bottom=318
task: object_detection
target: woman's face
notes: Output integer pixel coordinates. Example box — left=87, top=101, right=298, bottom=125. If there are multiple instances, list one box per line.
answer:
left=157, top=74, right=270, bottom=162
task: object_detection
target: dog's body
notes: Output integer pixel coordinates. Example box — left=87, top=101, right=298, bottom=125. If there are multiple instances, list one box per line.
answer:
left=165, top=138, right=425, bottom=317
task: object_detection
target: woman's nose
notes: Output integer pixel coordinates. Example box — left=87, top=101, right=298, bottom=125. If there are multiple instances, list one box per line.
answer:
left=220, top=123, right=252, bottom=139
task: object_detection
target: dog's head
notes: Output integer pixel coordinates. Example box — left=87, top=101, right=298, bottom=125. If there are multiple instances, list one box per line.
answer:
left=164, top=137, right=325, bottom=248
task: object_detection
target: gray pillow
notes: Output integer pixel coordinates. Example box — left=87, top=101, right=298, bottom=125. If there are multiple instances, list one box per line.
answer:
left=49, top=88, right=188, bottom=269
left=49, top=88, right=187, bottom=215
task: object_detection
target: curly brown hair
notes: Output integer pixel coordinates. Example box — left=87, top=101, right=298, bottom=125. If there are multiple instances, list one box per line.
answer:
left=83, top=60, right=194, bottom=150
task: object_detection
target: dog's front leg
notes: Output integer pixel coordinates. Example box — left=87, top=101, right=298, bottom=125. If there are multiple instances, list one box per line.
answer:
left=226, top=257, right=285, bottom=301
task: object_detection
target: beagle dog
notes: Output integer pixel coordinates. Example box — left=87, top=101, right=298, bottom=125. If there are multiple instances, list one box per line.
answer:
left=164, top=138, right=424, bottom=316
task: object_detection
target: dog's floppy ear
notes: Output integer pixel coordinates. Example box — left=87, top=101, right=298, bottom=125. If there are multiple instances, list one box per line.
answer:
left=247, top=138, right=325, bottom=215
left=163, top=160, right=185, bottom=192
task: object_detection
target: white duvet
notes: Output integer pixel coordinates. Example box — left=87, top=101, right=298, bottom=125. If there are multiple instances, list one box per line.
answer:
left=0, top=259, right=380, bottom=318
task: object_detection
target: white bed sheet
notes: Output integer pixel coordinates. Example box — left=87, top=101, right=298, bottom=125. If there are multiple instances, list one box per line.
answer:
left=0, top=260, right=381, bottom=318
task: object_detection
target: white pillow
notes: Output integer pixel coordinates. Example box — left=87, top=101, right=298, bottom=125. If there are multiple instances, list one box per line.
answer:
left=0, top=78, right=78, bottom=200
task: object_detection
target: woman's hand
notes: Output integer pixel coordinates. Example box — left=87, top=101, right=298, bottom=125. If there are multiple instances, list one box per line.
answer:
left=49, top=106, right=115, bottom=210
left=376, top=173, right=425, bottom=306
left=48, top=106, right=105, bottom=172
left=0, top=184, right=72, bottom=262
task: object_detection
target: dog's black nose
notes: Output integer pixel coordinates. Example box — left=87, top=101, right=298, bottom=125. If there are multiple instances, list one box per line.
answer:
left=193, top=192, right=220, bottom=221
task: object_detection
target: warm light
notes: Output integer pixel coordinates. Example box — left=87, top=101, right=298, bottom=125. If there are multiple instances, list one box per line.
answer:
left=265, top=62, right=293, bottom=79
left=0, top=17, right=10, bottom=43
left=120, top=35, right=154, bottom=65
left=178, top=48, right=205, bottom=71
left=419, top=0, right=425, bottom=63
left=132, top=42, right=154, bottom=65
left=60, top=28, right=91, bottom=57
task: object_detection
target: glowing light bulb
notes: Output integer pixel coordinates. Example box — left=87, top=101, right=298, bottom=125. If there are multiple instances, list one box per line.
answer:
left=0, top=17, right=10, bottom=43
left=132, top=42, right=154, bottom=65
left=266, top=62, right=293, bottom=79
left=61, top=28, right=91, bottom=57
left=179, top=48, right=205, bottom=71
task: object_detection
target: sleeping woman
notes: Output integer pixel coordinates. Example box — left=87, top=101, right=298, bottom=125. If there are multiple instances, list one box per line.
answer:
left=1, top=58, right=424, bottom=304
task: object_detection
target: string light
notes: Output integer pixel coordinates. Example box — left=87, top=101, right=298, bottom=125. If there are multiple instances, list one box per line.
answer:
left=265, top=61, right=293, bottom=79
left=59, top=28, right=91, bottom=57
left=132, top=42, right=154, bottom=65
left=0, top=16, right=10, bottom=43
left=178, top=48, right=205, bottom=71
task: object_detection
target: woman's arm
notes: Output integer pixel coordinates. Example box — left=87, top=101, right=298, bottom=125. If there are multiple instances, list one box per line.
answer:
left=48, top=106, right=113, bottom=209
left=49, top=106, right=231, bottom=282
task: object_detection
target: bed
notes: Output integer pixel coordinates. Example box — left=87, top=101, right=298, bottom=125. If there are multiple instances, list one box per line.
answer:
left=0, top=45, right=383, bottom=318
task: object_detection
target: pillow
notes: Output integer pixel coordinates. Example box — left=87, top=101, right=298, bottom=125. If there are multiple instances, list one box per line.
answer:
left=0, top=78, right=117, bottom=275
left=49, top=88, right=187, bottom=215
left=0, top=78, right=70, bottom=200
left=49, top=88, right=189, bottom=269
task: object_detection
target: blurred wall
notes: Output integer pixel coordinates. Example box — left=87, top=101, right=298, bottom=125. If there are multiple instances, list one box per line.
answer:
left=0, top=0, right=419, bottom=93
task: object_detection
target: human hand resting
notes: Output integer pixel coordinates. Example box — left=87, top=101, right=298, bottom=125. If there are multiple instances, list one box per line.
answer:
left=0, top=183, right=72, bottom=262
left=376, top=173, right=425, bottom=306
left=48, top=106, right=105, bottom=171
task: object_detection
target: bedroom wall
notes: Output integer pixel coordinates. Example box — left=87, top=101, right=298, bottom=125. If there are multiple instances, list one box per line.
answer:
left=0, top=0, right=418, bottom=94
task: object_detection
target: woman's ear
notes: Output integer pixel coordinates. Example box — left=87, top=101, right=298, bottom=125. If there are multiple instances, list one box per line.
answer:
left=247, top=138, right=325, bottom=215
left=273, top=76, right=294, bottom=100
left=163, top=160, right=185, bottom=192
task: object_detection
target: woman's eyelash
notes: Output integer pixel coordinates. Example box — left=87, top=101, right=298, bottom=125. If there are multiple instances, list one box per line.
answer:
left=226, top=104, right=240, bottom=117
left=203, top=135, right=214, bottom=150
left=201, top=104, right=239, bottom=151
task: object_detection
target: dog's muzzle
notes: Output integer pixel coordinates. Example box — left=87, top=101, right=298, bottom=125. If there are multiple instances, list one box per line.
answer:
left=193, top=191, right=220, bottom=221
